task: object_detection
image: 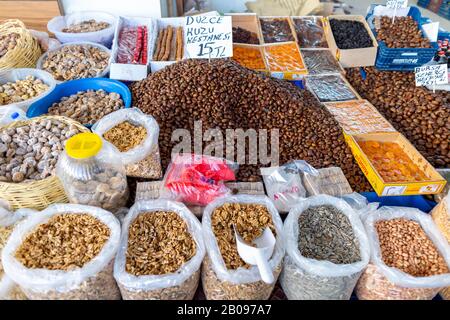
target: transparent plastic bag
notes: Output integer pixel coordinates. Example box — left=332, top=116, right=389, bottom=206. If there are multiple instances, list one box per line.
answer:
left=260, top=160, right=317, bottom=213
left=431, top=192, right=450, bottom=300
left=302, top=50, right=342, bottom=75
left=47, top=11, right=117, bottom=47
left=260, top=18, right=295, bottom=43
left=56, top=134, right=129, bottom=213
left=1, top=203, right=121, bottom=300
left=306, top=75, right=357, bottom=102
left=202, top=195, right=284, bottom=300
left=303, top=166, right=353, bottom=197
left=280, top=195, right=370, bottom=300
left=0, top=207, right=35, bottom=300
left=0, top=68, right=56, bottom=111
left=356, top=206, right=450, bottom=300
left=160, top=154, right=237, bottom=207
left=92, top=108, right=162, bottom=179
left=114, top=200, right=205, bottom=300
left=292, top=17, right=328, bottom=48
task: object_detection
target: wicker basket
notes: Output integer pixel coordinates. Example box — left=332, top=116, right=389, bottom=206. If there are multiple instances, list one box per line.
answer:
left=0, top=116, right=88, bottom=210
left=0, top=19, right=43, bottom=71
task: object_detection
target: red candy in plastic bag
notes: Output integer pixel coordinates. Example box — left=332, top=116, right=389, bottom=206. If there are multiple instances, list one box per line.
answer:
left=162, top=154, right=237, bottom=206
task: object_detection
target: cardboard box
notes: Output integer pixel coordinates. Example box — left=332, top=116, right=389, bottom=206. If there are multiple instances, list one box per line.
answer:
left=110, top=17, right=156, bottom=82
left=290, top=16, right=330, bottom=49
left=232, top=44, right=269, bottom=73
left=226, top=13, right=264, bottom=45
left=150, top=17, right=187, bottom=73
left=326, top=15, right=378, bottom=68
left=344, top=132, right=447, bottom=196
left=324, top=100, right=396, bottom=135
left=306, top=74, right=360, bottom=103
left=259, top=16, right=297, bottom=45
left=262, top=41, right=308, bottom=80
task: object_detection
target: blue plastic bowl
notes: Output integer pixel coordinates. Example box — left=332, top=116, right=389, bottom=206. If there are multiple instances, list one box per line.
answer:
left=27, top=78, right=132, bottom=128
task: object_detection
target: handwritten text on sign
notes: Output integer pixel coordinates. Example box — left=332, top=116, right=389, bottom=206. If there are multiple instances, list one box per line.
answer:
left=415, top=64, right=448, bottom=87
left=386, top=0, right=408, bottom=9
left=185, top=15, right=232, bottom=59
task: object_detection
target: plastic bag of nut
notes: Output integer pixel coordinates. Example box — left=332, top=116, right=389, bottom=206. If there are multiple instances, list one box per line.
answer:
left=1, top=203, right=121, bottom=300
left=356, top=206, right=450, bottom=300
left=113, top=200, right=205, bottom=300
left=202, top=195, right=284, bottom=300
left=0, top=206, right=35, bottom=300
left=280, top=195, right=370, bottom=300
left=92, top=108, right=162, bottom=179
left=431, top=192, right=450, bottom=300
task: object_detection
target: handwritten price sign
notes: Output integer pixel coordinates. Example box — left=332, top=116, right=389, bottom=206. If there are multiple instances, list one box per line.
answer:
left=386, top=0, right=408, bottom=9
left=185, top=15, right=232, bottom=59
left=415, top=64, right=448, bottom=87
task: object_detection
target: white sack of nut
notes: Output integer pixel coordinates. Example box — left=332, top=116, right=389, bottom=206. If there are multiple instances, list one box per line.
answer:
left=113, top=200, right=205, bottom=300
left=356, top=206, right=450, bottom=300
left=201, top=195, right=284, bottom=300
left=92, top=108, right=162, bottom=179
left=1, top=203, right=121, bottom=300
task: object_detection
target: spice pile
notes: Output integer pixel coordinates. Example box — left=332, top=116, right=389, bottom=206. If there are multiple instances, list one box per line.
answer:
left=15, top=214, right=110, bottom=270
left=103, top=121, right=147, bottom=152
left=62, top=20, right=110, bottom=33
left=131, top=59, right=370, bottom=191
left=376, top=16, right=431, bottom=48
left=125, top=211, right=196, bottom=276
left=358, top=141, right=429, bottom=183
left=330, top=19, right=373, bottom=49
left=47, top=90, right=124, bottom=125
left=117, top=26, right=148, bottom=65
left=42, top=44, right=110, bottom=81
left=298, top=205, right=361, bottom=264
left=345, top=67, right=450, bottom=168
left=233, top=27, right=259, bottom=44
left=0, top=118, right=82, bottom=182
left=153, top=26, right=184, bottom=61
left=260, top=18, right=294, bottom=43
left=0, top=76, right=49, bottom=105
left=375, top=219, right=449, bottom=277
left=211, top=203, right=275, bottom=270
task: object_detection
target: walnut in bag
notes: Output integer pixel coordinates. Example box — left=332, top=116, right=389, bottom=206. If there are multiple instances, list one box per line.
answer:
left=113, top=200, right=205, bottom=300
left=1, top=204, right=121, bottom=300
left=201, top=195, right=284, bottom=300
left=93, top=108, right=162, bottom=179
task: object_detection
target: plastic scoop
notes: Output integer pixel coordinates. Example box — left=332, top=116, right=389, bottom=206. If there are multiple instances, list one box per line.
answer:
left=234, top=225, right=276, bottom=284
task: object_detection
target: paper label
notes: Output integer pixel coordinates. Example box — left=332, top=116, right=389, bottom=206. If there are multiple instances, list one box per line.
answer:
left=382, top=186, right=407, bottom=196
left=185, top=15, right=232, bottom=59
left=386, top=0, right=408, bottom=9
left=415, top=64, right=449, bottom=87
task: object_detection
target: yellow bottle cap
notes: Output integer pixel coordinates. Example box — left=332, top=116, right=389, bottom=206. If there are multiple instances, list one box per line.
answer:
left=65, top=132, right=103, bottom=159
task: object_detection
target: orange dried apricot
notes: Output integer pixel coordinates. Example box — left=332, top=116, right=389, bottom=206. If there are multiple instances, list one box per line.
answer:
left=232, top=46, right=266, bottom=70
left=263, top=43, right=305, bottom=72
left=358, top=141, right=429, bottom=183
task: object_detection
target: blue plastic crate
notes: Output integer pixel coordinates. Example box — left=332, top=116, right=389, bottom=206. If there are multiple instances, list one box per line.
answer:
left=366, top=5, right=439, bottom=71
left=417, top=0, right=431, bottom=9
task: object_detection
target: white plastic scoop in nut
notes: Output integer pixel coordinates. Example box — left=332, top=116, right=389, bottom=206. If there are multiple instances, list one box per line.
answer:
left=234, top=225, right=276, bottom=284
